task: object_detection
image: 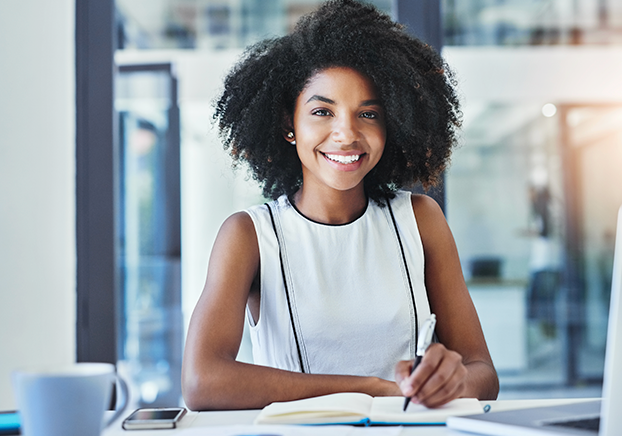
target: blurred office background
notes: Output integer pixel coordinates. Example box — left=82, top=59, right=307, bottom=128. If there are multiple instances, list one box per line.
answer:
left=2, top=0, right=622, bottom=409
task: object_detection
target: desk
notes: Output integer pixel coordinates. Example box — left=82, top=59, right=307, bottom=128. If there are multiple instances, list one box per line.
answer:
left=102, top=398, right=594, bottom=436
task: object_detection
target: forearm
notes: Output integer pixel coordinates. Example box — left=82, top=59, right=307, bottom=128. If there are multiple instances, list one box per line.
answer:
left=182, top=357, right=400, bottom=410
left=462, top=360, right=499, bottom=401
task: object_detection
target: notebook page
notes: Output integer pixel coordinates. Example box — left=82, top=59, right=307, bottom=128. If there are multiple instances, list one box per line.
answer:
left=255, top=392, right=373, bottom=423
left=369, top=397, right=483, bottom=424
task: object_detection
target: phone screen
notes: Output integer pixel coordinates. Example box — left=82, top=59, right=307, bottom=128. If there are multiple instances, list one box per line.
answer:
left=127, top=409, right=182, bottom=421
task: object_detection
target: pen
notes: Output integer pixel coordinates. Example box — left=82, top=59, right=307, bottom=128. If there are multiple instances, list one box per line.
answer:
left=403, top=313, right=436, bottom=411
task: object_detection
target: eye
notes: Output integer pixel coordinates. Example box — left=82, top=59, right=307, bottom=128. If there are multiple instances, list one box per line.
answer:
left=311, top=108, right=332, bottom=117
left=360, top=111, right=378, bottom=119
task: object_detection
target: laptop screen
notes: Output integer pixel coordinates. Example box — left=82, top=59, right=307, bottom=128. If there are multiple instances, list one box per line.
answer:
left=599, top=206, right=622, bottom=435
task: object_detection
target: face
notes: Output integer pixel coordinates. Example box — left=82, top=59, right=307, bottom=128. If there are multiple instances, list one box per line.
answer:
left=287, top=67, right=386, bottom=195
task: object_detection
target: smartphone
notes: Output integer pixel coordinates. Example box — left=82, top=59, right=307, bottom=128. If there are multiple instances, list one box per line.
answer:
left=122, top=407, right=187, bottom=430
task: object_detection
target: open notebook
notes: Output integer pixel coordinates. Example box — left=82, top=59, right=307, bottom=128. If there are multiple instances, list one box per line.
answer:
left=447, top=206, right=622, bottom=435
left=254, top=392, right=482, bottom=426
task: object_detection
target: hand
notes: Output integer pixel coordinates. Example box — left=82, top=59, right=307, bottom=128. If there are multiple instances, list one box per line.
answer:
left=394, top=343, right=467, bottom=408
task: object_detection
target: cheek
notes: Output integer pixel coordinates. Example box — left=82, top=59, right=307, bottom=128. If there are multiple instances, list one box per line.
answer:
left=368, top=127, right=387, bottom=152
left=296, top=122, right=331, bottom=145
left=370, top=136, right=386, bottom=166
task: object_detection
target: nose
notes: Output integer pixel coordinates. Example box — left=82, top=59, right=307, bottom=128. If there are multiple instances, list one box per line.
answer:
left=332, top=115, right=359, bottom=144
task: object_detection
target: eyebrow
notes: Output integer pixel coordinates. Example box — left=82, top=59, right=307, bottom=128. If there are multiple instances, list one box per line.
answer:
left=306, top=95, right=335, bottom=104
left=305, top=95, right=383, bottom=107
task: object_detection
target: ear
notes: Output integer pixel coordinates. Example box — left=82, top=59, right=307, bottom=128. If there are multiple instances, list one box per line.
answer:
left=282, top=130, right=295, bottom=143
left=281, top=113, right=295, bottom=144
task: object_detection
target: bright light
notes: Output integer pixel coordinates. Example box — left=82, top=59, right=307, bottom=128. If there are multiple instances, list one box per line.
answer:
left=141, top=381, right=159, bottom=403
left=542, top=103, right=557, bottom=117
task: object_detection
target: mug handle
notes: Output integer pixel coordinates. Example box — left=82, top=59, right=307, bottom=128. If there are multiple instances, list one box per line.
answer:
left=104, top=374, right=129, bottom=428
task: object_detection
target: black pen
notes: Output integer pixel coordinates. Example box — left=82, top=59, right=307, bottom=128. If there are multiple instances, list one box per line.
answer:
left=403, top=313, right=436, bottom=411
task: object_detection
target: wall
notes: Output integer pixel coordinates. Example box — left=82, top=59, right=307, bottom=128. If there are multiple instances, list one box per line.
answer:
left=0, top=0, right=76, bottom=409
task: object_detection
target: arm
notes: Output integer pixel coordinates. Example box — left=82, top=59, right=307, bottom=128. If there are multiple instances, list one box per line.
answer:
left=182, top=212, right=400, bottom=411
left=395, top=194, right=499, bottom=407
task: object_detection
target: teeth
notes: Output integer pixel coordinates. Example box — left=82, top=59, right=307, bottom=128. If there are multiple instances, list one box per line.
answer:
left=325, top=153, right=361, bottom=164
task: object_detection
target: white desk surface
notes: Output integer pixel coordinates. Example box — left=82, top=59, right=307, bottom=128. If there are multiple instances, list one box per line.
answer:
left=102, top=397, right=596, bottom=436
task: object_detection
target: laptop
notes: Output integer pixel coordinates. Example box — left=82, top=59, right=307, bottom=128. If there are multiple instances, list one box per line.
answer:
left=447, top=206, right=622, bottom=436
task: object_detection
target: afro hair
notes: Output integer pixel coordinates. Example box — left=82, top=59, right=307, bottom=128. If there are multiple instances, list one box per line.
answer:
left=214, top=0, right=461, bottom=204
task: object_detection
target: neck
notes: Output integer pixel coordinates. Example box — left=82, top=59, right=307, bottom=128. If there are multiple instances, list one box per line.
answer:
left=291, top=185, right=368, bottom=225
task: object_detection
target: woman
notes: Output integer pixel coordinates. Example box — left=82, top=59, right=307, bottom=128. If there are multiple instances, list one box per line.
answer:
left=182, top=0, right=499, bottom=410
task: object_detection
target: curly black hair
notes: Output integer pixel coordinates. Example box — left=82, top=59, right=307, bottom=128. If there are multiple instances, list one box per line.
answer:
left=214, top=0, right=461, bottom=204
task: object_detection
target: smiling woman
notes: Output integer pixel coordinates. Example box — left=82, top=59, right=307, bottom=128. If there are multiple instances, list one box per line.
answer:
left=182, top=0, right=498, bottom=411
left=212, top=0, right=460, bottom=205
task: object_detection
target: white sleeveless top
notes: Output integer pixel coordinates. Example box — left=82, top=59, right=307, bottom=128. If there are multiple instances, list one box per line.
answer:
left=244, top=190, right=431, bottom=381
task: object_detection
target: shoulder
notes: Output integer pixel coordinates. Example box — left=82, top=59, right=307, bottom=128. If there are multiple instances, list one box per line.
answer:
left=409, top=194, right=444, bottom=223
left=410, top=192, right=442, bottom=211
left=221, top=210, right=256, bottom=233
left=386, top=191, right=444, bottom=230
left=216, top=211, right=259, bottom=253
left=207, top=211, right=261, bottom=282
left=408, top=194, right=450, bottom=249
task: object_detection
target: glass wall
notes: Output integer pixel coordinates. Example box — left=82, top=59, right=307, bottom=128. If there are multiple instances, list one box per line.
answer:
left=443, top=0, right=622, bottom=46
left=117, top=0, right=622, bottom=49
left=446, top=101, right=622, bottom=393
left=447, top=103, right=563, bottom=384
left=442, top=0, right=622, bottom=396
left=117, top=0, right=393, bottom=50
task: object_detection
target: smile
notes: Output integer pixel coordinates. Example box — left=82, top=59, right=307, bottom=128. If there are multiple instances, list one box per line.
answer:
left=323, top=153, right=362, bottom=164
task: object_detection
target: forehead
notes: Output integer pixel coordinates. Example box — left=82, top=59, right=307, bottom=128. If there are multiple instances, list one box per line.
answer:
left=300, top=67, right=379, bottom=100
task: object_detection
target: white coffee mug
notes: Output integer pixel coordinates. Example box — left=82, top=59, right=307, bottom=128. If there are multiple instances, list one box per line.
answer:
left=12, top=362, right=129, bottom=436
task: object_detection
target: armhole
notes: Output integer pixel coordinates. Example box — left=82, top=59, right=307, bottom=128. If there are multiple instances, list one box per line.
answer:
left=242, top=209, right=262, bottom=332
left=245, top=305, right=258, bottom=329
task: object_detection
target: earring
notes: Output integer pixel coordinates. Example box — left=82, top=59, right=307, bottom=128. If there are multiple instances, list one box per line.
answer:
left=287, top=131, right=296, bottom=146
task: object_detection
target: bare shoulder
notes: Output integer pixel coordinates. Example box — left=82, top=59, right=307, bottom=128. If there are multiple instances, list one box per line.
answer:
left=409, top=194, right=447, bottom=233
left=410, top=193, right=442, bottom=213
left=219, top=211, right=257, bottom=240
left=208, top=211, right=259, bottom=279
left=216, top=211, right=260, bottom=251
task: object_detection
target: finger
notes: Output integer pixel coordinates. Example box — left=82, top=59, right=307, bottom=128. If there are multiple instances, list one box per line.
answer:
left=417, top=367, right=466, bottom=408
left=399, top=347, right=445, bottom=398
left=420, top=382, right=464, bottom=408
left=416, top=346, right=462, bottom=394
left=416, top=349, right=463, bottom=401
left=395, top=359, right=423, bottom=397
left=415, top=352, right=467, bottom=407
left=406, top=343, right=446, bottom=388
